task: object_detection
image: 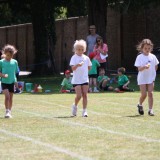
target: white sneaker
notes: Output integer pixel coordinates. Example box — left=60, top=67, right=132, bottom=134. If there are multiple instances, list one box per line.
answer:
left=5, top=110, right=12, bottom=118
left=93, top=89, right=99, bottom=93
left=72, top=104, right=77, bottom=116
left=148, top=110, right=154, bottom=116
left=82, top=110, right=88, bottom=117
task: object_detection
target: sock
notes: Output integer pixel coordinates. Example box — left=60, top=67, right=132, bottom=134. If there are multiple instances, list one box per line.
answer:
left=83, top=108, right=87, bottom=112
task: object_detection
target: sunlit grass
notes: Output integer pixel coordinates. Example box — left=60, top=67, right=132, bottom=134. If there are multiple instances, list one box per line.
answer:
left=0, top=88, right=160, bottom=160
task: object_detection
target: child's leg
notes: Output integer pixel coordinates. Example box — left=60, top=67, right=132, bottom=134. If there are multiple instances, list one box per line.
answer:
left=93, top=78, right=99, bottom=92
left=139, top=84, right=147, bottom=105
left=89, top=78, right=93, bottom=92
left=3, top=89, right=10, bottom=110
left=93, top=78, right=97, bottom=88
left=81, top=85, right=89, bottom=110
left=8, top=92, right=13, bottom=111
left=74, top=85, right=82, bottom=106
left=102, top=80, right=108, bottom=88
left=147, top=83, right=154, bottom=110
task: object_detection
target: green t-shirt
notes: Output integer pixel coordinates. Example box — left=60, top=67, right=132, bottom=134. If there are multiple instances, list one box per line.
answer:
left=61, top=77, right=73, bottom=90
left=118, top=75, right=129, bottom=86
left=0, top=59, right=18, bottom=84
left=97, top=75, right=109, bottom=83
left=89, top=59, right=100, bottom=75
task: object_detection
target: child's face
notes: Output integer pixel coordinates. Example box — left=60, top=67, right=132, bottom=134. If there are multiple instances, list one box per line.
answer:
left=117, top=71, right=122, bottom=75
left=99, top=69, right=105, bottom=75
left=5, top=52, right=13, bottom=61
left=75, top=45, right=85, bottom=56
left=65, top=73, right=70, bottom=78
left=142, top=44, right=152, bottom=55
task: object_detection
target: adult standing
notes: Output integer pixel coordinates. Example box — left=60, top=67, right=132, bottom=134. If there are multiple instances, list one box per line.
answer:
left=93, top=36, right=108, bottom=72
left=86, top=25, right=99, bottom=56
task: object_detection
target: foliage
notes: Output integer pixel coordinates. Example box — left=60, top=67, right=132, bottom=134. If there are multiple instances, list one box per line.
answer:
left=108, top=0, right=160, bottom=13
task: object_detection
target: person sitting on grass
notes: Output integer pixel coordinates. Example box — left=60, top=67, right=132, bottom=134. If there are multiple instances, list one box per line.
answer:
left=114, top=67, right=134, bottom=92
left=97, top=68, right=113, bottom=91
left=60, top=70, right=74, bottom=93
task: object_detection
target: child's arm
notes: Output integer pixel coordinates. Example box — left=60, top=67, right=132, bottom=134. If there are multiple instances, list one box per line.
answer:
left=123, top=80, right=130, bottom=87
left=137, top=64, right=150, bottom=71
left=71, top=62, right=84, bottom=71
left=0, top=72, right=8, bottom=78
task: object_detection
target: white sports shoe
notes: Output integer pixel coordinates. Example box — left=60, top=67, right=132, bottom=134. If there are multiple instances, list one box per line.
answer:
left=82, top=110, right=88, bottom=117
left=93, top=89, right=99, bottom=93
left=72, top=104, right=77, bottom=116
left=5, top=110, right=12, bottom=118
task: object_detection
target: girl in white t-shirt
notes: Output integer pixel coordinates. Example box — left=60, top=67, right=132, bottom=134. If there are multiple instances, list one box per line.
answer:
left=134, top=39, right=159, bottom=116
left=70, top=40, right=92, bottom=117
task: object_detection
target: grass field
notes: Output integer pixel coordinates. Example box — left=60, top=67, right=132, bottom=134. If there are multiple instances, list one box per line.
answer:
left=0, top=75, right=160, bottom=160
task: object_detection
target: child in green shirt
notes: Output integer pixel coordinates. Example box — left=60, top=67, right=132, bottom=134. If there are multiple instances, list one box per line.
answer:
left=60, top=70, right=74, bottom=93
left=88, top=52, right=100, bottom=92
left=97, top=68, right=113, bottom=91
left=115, top=67, right=134, bottom=92
left=0, top=44, right=18, bottom=118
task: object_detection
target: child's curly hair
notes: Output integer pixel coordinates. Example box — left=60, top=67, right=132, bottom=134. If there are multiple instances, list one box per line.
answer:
left=136, top=39, right=153, bottom=52
left=2, top=44, right=17, bottom=55
left=118, top=67, right=126, bottom=74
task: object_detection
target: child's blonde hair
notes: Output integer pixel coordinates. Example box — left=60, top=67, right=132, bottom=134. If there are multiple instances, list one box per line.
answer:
left=73, top=39, right=86, bottom=52
left=2, top=44, right=17, bottom=55
left=136, top=39, right=153, bottom=52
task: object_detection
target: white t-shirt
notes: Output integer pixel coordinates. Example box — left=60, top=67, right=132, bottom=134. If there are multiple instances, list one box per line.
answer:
left=70, top=54, right=92, bottom=84
left=134, top=53, right=159, bottom=85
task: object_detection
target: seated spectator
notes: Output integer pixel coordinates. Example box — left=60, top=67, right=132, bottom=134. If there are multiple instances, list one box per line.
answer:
left=60, top=70, right=74, bottom=93
left=97, top=68, right=113, bottom=91
left=114, top=67, right=134, bottom=92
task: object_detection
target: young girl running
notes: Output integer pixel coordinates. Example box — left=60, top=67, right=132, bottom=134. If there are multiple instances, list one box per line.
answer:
left=70, top=40, right=92, bottom=117
left=134, top=39, right=159, bottom=116
left=0, top=44, right=19, bottom=118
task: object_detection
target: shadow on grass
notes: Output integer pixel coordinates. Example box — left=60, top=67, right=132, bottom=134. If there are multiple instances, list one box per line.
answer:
left=54, top=116, right=76, bottom=119
left=125, top=115, right=143, bottom=118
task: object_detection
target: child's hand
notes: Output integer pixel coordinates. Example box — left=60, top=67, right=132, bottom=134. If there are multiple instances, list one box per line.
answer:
left=78, top=61, right=84, bottom=66
left=145, top=63, right=150, bottom=69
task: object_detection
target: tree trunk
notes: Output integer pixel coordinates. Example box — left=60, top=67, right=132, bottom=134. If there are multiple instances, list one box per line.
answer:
left=88, top=0, right=107, bottom=42
left=30, top=0, right=56, bottom=75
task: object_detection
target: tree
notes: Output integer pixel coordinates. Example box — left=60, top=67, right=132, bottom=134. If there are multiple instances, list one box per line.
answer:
left=30, top=0, right=56, bottom=75
left=87, top=0, right=107, bottom=42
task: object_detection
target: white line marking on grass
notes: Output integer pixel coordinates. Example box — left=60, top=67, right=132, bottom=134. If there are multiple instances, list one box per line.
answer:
left=22, top=98, right=67, bottom=108
left=0, top=128, right=93, bottom=160
left=18, top=98, right=160, bottom=125
left=19, top=109, right=160, bottom=143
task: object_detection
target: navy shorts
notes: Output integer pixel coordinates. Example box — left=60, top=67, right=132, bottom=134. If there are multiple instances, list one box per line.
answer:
left=89, top=74, right=98, bottom=78
left=73, top=82, right=89, bottom=88
left=1, top=83, right=15, bottom=93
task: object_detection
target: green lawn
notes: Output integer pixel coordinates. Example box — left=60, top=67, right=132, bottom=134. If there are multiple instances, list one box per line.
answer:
left=0, top=74, right=160, bottom=160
